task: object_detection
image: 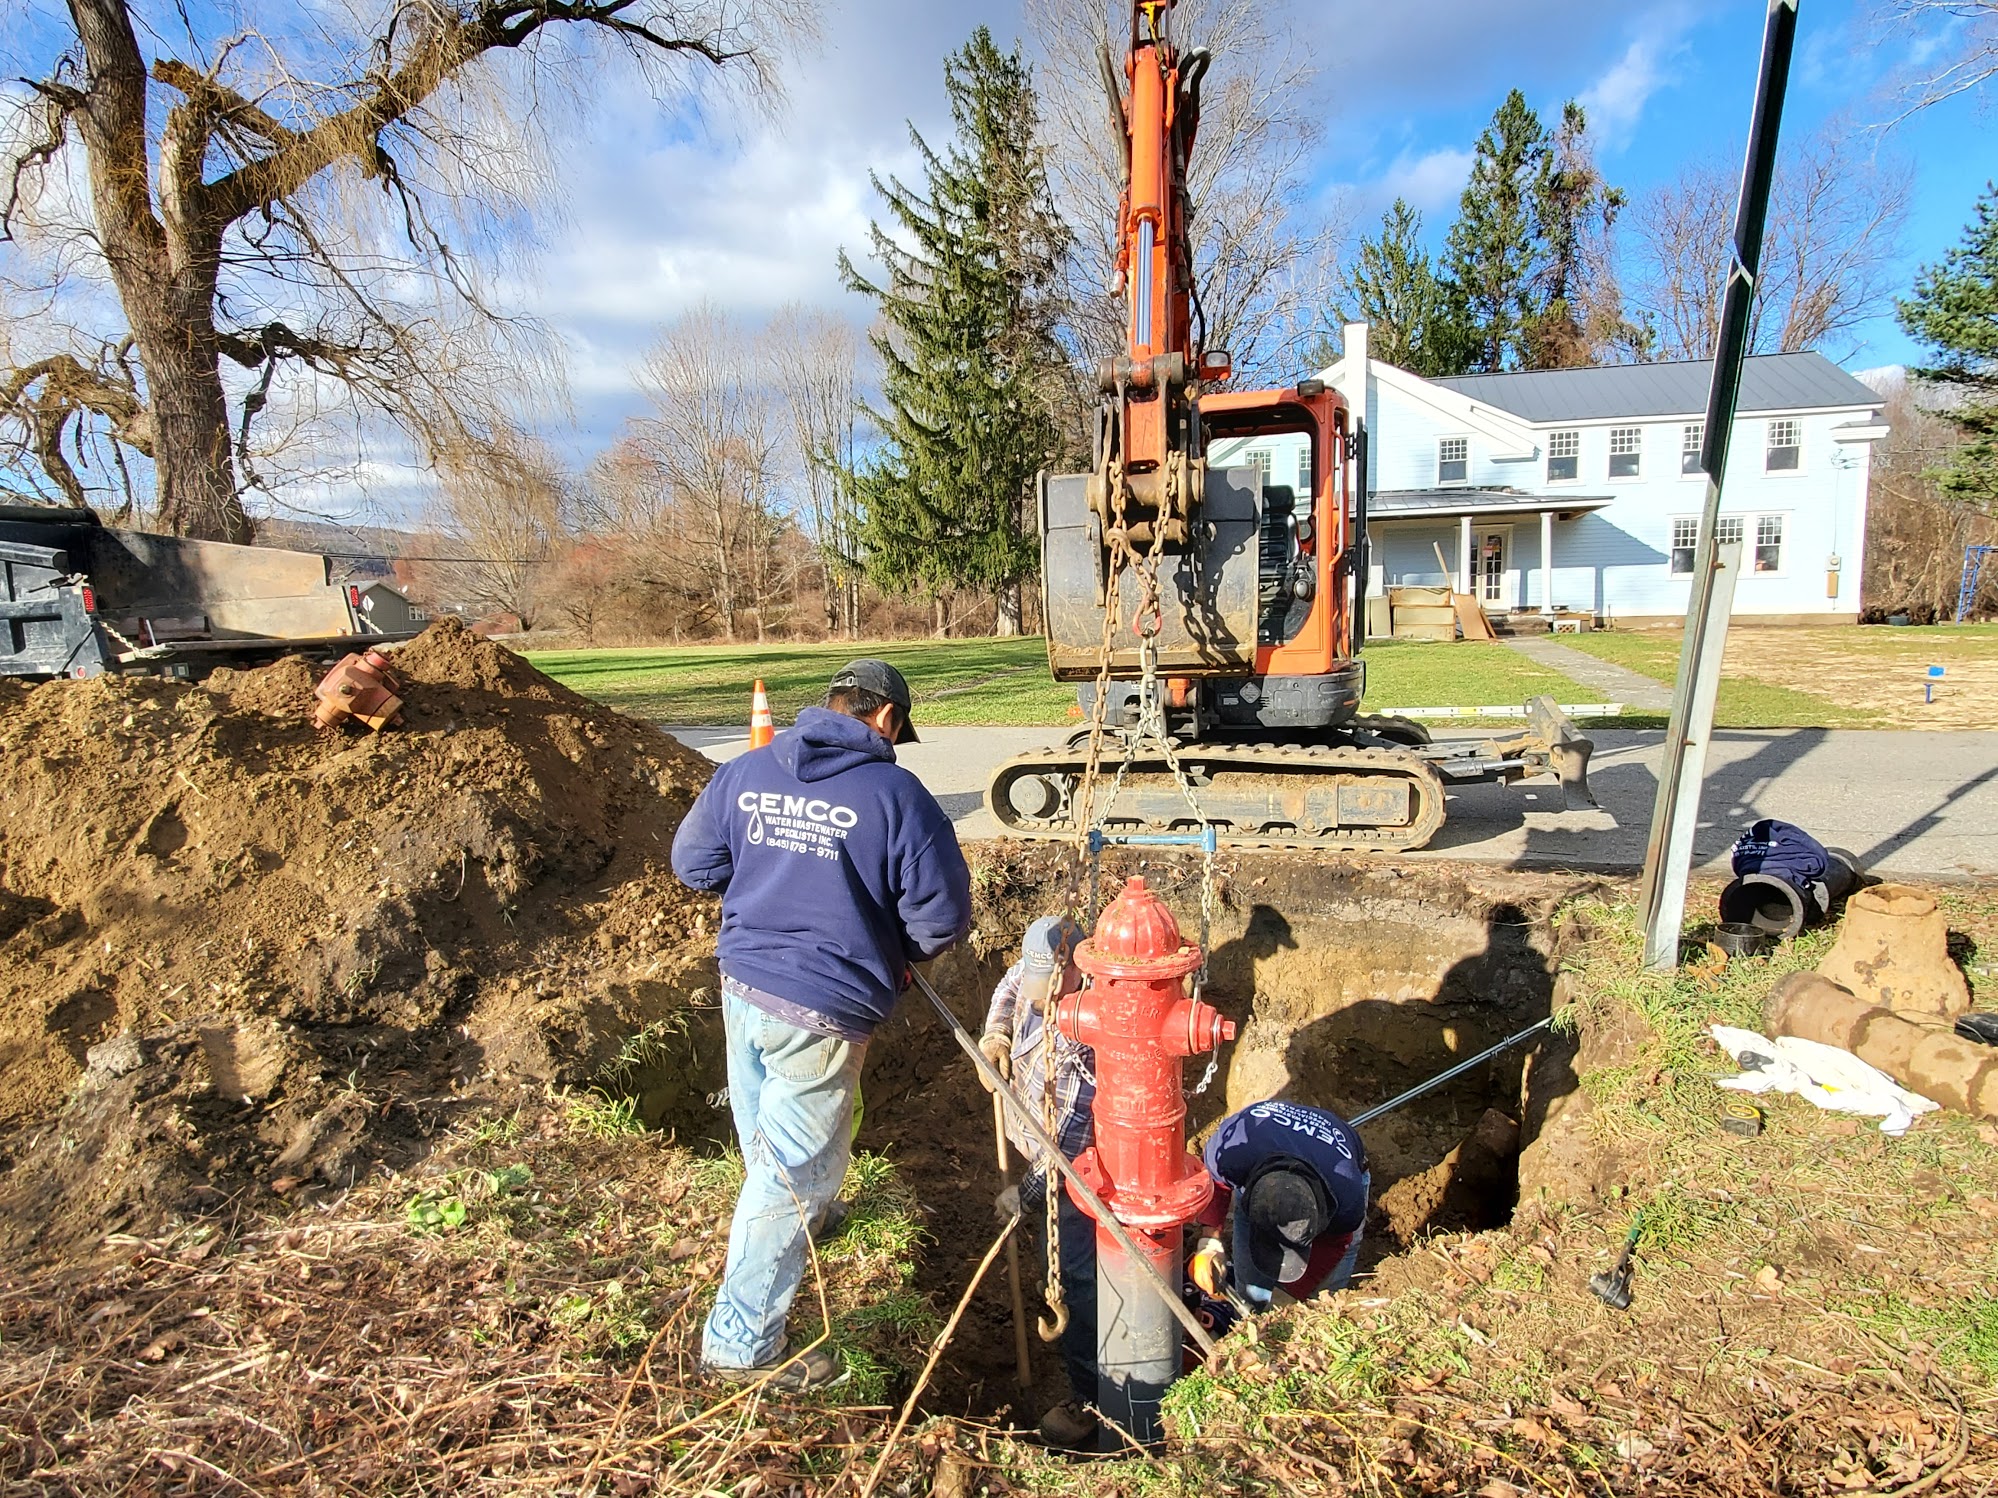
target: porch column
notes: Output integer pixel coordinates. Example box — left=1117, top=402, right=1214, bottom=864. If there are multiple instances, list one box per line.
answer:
left=1540, top=508, right=1555, bottom=617
left=1458, top=513, right=1473, bottom=595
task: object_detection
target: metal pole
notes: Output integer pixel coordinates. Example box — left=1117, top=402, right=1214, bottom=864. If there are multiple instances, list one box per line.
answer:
left=907, top=968, right=1219, bottom=1360
left=992, top=1093, right=1034, bottom=1388
left=1638, top=0, right=1798, bottom=972
left=1348, top=1016, right=1554, bottom=1129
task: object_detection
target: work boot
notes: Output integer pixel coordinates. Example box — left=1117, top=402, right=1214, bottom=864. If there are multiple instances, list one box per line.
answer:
left=1037, top=1400, right=1099, bottom=1449
left=700, top=1343, right=845, bottom=1393
left=811, top=1198, right=851, bottom=1243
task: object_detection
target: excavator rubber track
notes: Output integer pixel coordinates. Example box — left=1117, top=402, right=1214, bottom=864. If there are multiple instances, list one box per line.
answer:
left=986, top=740, right=1451, bottom=852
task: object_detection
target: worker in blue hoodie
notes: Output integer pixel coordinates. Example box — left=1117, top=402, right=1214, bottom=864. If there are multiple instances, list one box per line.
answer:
left=673, top=660, right=972, bottom=1391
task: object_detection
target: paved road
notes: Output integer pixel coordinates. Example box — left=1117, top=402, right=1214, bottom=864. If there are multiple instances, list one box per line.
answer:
left=664, top=724, right=1998, bottom=878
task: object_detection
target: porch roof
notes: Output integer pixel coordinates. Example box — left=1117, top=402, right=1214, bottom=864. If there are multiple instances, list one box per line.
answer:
left=1368, top=488, right=1613, bottom=521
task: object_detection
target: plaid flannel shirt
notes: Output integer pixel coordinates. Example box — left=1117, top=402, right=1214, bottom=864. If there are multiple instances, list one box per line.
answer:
left=982, top=959, right=1095, bottom=1176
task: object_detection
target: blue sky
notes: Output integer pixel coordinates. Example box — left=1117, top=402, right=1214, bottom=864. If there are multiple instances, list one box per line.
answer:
left=531, top=0, right=1994, bottom=462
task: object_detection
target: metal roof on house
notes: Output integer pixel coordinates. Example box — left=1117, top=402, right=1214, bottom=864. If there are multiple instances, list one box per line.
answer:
left=1430, top=352, right=1881, bottom=424
left=1369, top=489, right=1613, bottom=520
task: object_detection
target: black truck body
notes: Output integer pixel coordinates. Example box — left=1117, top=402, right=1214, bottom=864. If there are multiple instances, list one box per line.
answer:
left=0, top=504, right=420, bottom=681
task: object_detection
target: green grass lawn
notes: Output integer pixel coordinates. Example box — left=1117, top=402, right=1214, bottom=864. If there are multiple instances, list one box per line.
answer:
left=527, top=638, right=1075, bottom=725
left=1555, top=629, right=1881, bottom=729
left=526, top=635, right=1603, bottom=727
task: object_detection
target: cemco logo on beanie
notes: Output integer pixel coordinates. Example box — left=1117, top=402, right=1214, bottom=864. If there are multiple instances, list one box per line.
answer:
left=737, top=790, right=859, bottom=857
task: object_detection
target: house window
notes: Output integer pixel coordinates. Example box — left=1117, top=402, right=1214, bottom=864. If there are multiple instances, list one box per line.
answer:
left=1755, top=514, right=1785, bottom=573
left=1608, top=427, right=1642, bottom=479
left=1682, top=423, right=1704, bottom=476
left=1671, top=514, right=1777, bottom=576
left=1247, top=448, right=1273, bottom=484
left=1547, top=429, right=1579, bottom=482
left=1438, top=437, right=1468, bottom=485
left=1766, top=419, right=1800, bottom=472
left=1297, top=447, right=1312, bottom=496
left=1670, top=517, right=1698, bottom=575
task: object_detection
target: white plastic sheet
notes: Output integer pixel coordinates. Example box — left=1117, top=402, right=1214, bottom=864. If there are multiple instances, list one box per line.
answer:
left=1708, top=1025, right=1941, bottom=1136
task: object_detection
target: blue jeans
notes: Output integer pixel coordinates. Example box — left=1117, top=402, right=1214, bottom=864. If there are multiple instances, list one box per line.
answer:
left=1234, top=1170, right=1370, bottom=1307
left=701, top=991, right=865, bottom=1369
left=1021, top=1167, right=1099, bottom=1400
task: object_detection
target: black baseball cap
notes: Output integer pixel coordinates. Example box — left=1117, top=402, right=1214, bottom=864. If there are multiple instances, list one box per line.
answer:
left=1243, top=1159, right=1332, bottom=1283
left=829, top=658, right=919, bottom=743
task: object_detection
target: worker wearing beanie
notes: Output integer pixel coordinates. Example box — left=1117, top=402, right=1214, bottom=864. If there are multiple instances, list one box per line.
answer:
left=1188, top=1101, right=1371, bottom=1311
left=979, top=916, right=1100, bottom=1449
left=673, top=659, right=972, bottom=1392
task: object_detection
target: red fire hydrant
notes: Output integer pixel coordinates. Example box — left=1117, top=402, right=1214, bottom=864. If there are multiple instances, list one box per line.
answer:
left=1057, top=875, right=1234, bottom=1440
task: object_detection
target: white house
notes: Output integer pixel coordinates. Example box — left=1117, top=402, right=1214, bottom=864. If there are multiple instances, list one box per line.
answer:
left=1214, top=338, right=1887, bottom=625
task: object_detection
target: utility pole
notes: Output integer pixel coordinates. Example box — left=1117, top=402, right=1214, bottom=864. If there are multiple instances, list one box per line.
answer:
left=1637, top=0, right=1799, bottom=971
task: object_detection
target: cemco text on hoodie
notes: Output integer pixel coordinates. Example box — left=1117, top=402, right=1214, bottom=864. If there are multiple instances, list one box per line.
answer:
left=737, top=789, right=859, bottom=859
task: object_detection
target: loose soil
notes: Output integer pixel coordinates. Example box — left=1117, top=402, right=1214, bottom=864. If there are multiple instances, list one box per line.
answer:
left=0, top=619, right=719, bottom=1263
left=4, top=641, right=1994, bottom=1494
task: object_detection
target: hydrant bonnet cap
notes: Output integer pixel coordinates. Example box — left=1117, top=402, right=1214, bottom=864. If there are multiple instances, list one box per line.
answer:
left=1093, top=875, right=1185, bottom=959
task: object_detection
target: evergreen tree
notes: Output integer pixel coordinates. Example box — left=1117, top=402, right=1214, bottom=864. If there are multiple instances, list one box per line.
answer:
left=1527, top=102, right=1632, bottom=368
left=838, top=28, right=1068, bottom=632
left=1900, top=184, right=1998, bottom=513
left=1338, top=199, right=1471, bottom=376
left=1437, top=92, right=1623, bottom=372
left=1442, top=90, right=1546, bottom=373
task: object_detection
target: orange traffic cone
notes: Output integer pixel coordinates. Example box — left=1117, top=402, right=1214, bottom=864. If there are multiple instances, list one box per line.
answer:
left=748, top=679, right=775, bottom=750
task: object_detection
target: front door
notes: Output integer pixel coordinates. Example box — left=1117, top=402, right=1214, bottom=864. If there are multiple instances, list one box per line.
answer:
left=1479, top=528, right=1513, bottom=608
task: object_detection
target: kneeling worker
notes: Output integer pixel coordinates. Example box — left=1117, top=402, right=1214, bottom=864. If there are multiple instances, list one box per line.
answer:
left=1189, top=1100, right=1371, bottom=1310
left=979, top=916, right=1100, bottom=1449
left=673, top=660, right=972, bottom=1391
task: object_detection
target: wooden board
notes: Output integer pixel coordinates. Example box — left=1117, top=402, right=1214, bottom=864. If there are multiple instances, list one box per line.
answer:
left=1392, top=604, right=1458, bottom=627
left=1392, top=623, right=1457, bottom=643
left=1390, top=586, right=1451, bottom=607
left=1454, top=594, right=1499, bottom=640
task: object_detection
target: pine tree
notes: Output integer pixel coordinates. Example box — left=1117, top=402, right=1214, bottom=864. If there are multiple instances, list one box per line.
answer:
left=1339, top=199, right=1470, bottom=376
left=1438, top=92, right=1624, bottom=372
left=1900, top=184, right=1998, bottom=513
left=838, top=28, right=1068, bottom=633
left=1527, top=102, right=1633, bottom=368
left=1442, top=90, right=1546, bottom=373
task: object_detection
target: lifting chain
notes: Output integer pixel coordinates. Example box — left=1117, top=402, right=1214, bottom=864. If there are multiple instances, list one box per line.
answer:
left=1037, top=479, right=1227, bottom=1332
left=1035, top=971, right=1068, bottom=1342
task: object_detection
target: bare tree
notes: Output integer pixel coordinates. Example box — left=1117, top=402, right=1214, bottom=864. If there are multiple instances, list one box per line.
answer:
left=1875, top=0, right=1998, bottom=120
left=1623, top=126, right=1912, bottom=362
left=629, top=304, right=786, bottom=642
left=419, top=423, right=566, bottom=628
left=1, top=0, right=807, bottom=542
left=766, top=305, right=867, bottom=639
left=1863, top=372, right=1998, bottom=618
left=1026, top=0, right=1341, bottom=383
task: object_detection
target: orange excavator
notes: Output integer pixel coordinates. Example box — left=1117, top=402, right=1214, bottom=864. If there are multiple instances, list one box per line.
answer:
left=985, top=0, right=1594, bottom=851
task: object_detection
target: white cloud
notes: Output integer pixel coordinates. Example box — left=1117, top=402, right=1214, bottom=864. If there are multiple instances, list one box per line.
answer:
left=1578, top=14, right=1696, bottom=151
left=1377, top=147, right=1475, bottom=216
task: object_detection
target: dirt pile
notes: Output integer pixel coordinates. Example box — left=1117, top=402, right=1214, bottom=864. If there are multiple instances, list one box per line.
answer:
left=0, top=620, right=718, bottom=1262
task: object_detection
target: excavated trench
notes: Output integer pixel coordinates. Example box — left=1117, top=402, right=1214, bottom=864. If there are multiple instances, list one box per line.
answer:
left=621, top=850, right=1596, bottom=1423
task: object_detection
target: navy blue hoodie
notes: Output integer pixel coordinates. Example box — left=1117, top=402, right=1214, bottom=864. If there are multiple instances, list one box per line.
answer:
left=671, top=706, right=972, bottom=1038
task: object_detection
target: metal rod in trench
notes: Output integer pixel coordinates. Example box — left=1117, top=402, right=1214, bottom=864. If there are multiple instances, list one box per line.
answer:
left=1348, top=1015, right=1556, bottom=1129
left=908, top=968, right=1219, bottom=1360
left=994, top=1091, right=1034, bottom=1388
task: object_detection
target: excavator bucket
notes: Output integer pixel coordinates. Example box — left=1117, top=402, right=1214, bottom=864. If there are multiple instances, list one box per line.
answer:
left=1040, top=466, right=1262, bottom=680
left=1526, top=695, right=1598, bottom=811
